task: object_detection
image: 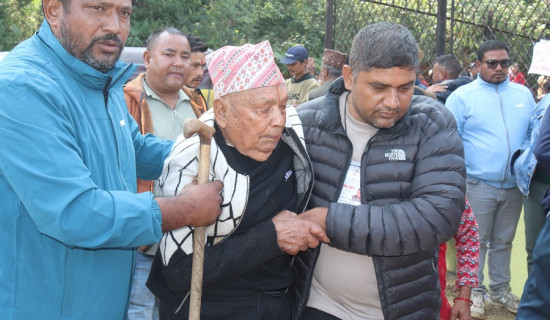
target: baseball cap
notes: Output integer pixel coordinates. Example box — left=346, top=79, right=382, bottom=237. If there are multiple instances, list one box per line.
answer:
left=280, top=46, right=308, bottom=64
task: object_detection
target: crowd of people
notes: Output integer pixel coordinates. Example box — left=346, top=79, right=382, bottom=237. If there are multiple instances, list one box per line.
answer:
left=1, top=1, right=550, bottom=320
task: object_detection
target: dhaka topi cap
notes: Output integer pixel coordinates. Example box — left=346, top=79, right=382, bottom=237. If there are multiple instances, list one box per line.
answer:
left=206, top=40, right=285, bottom=99
left=322, top=49, right=348, bottom=70
left=280, top=46, right=308, bottom=64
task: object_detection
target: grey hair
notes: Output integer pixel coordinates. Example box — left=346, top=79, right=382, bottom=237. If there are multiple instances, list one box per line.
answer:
left=321, top=62, right=342, bottom=78
left=349, top=22, right=419, bottom=80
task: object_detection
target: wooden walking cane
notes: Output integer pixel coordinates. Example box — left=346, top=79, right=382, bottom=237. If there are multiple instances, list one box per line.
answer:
left=183, top=118, right=216, bottom=320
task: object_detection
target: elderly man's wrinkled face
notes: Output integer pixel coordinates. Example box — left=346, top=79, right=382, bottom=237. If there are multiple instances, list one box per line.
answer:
left=45, top=0, right=132, bottom=73
left=343, top=65, right=416, bottom=129
left=215, top=84, right=288, bottom=162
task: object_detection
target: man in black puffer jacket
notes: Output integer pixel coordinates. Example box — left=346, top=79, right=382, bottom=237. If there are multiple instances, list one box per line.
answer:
left=291, top=22, right=466, bottom=320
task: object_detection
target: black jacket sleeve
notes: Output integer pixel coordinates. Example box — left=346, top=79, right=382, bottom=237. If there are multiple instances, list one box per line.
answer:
left=150, top=219, right=283, bottom=295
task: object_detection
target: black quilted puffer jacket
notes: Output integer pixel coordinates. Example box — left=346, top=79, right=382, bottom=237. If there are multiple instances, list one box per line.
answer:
left=291, top=77, right=466, bottom=320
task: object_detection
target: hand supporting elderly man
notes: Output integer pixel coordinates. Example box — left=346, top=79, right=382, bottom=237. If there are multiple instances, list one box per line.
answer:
left=273, top=208, right=328, bottom=255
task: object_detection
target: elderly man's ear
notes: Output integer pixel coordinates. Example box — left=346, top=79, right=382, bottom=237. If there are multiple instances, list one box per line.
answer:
left=213, top=98, right=228, bottom=129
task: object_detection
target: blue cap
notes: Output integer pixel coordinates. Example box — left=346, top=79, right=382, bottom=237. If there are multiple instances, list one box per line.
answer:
left=280, top=46, right=308, bottom=64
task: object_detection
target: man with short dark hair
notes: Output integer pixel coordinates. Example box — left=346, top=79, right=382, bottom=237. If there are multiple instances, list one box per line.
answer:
left=425, top=54, right=472, bottom=103
left=281, top=45, right=319, bottom=106
left=0, top=0, right=222, bottom=318
left=294, top=21, right=466, bottom=319
left=307, top=48, right=348, bottom=101
left=446, top=39, right=536, bottom=318
left=182, top=33, right=209, bottom=112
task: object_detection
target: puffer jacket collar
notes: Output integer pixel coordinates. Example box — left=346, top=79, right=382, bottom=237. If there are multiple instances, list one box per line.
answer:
left=35, top=19, right=135, bottom=91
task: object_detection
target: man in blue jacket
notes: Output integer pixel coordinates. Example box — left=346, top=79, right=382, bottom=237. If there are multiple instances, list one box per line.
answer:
left=0, top=0, right=223, bottom=318
left=446, top=39, right=536, bottom=318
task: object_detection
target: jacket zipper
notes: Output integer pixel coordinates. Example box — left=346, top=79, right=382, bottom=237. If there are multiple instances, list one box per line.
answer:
left=103, top=76, right=130, bottom=191
left=497, top=84, right=512, bottom=188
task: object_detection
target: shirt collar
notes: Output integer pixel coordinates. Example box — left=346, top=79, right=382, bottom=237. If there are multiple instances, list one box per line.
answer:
left=142, top=77, right=190, bottom=103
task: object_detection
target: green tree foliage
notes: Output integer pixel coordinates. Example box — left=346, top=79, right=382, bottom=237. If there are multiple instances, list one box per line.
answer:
left=333, top=0, right=549, bottom=90
left=0, top=0, right=42, bottom=51
left=127, top=0, right=207, bottom=46
left=129, top=0, right=326, bottom=74
left=2, top=0, right=325, bottom=67
left=6, top=0, right=544, bottom=87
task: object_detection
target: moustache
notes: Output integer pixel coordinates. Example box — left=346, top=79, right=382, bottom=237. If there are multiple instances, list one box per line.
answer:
left=93, top=34, right=123, bottom=48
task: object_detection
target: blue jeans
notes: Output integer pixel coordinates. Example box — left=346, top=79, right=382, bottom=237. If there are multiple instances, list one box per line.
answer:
left=466, top=178, right=523, bottom=293
left=128, top=251, right=159, bottom=320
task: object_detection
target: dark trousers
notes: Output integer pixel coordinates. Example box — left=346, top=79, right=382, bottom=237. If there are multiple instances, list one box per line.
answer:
left=301, top=307, right=342, bottom=320
left=523, top=180, right=550, bottom=273
left=517, top=215, right=550, bottom=319
left=159, top=290, right=291, bottom=320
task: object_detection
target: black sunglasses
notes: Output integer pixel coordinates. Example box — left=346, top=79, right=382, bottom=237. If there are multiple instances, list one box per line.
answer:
left=481, top=59, right=511, bottom=69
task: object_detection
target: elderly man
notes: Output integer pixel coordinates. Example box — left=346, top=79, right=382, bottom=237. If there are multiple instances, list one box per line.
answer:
left=294, top=22, right=466, bottom=319
left=308, top=48, right=348, bottom=101
left=146, top=40, right=328, bottom=320
left=124, top=27, right=206, bottom=320
left=0, top=0, right=223, bottom=318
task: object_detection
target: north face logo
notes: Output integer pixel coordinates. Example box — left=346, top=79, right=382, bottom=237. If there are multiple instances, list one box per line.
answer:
left=384, top=149, right=406, bottom=161
left=285, top=169, right=293, bottom=181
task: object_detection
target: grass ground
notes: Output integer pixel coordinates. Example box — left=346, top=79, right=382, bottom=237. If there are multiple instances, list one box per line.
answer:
left=445, top=273, right=516, bottom=320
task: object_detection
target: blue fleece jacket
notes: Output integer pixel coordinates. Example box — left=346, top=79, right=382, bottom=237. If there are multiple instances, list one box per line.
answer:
left=512, top=94, right=550, bottom=196
left=0, top=20, right=172, bottom=319
left=446, top=76, right=536, bottom=188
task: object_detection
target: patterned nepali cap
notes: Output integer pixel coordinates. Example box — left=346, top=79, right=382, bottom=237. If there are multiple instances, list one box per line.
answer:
left=206, top=40, right=285, bottom=99
left=322, top=48, right=348, bottom=70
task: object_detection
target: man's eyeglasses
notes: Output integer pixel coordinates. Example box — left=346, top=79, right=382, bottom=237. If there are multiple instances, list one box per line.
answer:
left=481, top=59, right=511, bottom=69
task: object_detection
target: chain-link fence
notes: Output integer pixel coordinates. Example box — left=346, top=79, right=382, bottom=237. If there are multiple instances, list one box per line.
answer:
left=325, top=0, right=550, bottom=95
